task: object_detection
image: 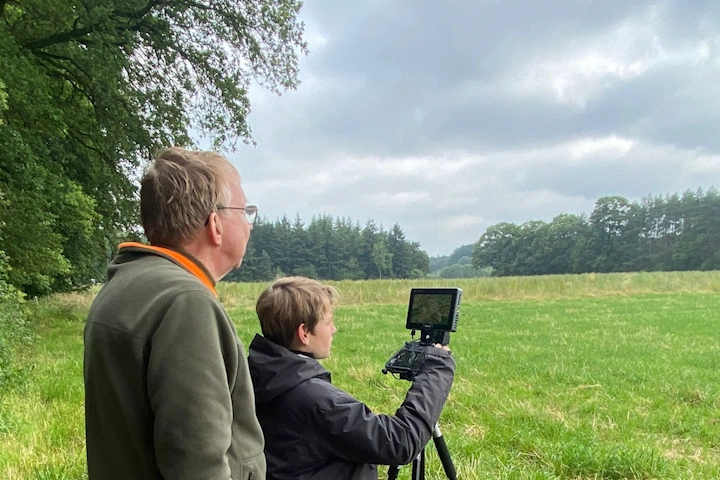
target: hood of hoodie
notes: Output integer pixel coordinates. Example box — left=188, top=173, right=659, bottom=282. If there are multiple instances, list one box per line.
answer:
left=248, top=334, right=331, bottom=404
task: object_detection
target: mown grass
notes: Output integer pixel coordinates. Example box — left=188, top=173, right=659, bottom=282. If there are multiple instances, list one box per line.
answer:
left=2, top=272, right=720, bottom=479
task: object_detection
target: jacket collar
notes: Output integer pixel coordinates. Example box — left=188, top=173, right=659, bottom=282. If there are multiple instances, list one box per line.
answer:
left=249, top=334, right=331, bottom=404
left=117, top=242, right=217, bottom=297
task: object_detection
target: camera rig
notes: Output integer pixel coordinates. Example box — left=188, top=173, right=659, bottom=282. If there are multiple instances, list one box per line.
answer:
left=382, top=287, right=462, bottom=480
left=382, top=288, right=462, bottom=381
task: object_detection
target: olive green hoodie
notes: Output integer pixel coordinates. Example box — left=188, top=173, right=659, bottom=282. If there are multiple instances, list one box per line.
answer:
left=84, top=244, right=265, bottom=479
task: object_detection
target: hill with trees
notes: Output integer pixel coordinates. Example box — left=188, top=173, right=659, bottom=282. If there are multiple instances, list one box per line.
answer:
left=428, top=244, right=491, bottom=279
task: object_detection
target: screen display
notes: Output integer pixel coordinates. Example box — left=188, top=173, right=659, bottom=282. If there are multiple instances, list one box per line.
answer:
left=405, top=288, right=461, bottom=332
left=409, top=293, right=454, bottom=326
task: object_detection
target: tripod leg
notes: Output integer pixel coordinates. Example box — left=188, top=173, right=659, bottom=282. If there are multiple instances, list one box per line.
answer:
left=388, top=465, right=399, bottom=480
left=410, top=447, right=425, bottom=480
left=432, top=423, right=457, bottom=480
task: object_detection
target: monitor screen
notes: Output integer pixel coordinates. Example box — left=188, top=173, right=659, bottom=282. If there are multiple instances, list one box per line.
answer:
left=405, top=288, right=461, bottom=331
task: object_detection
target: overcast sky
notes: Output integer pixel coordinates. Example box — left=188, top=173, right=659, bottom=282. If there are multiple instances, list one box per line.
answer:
left=226, top=0, right=720, bottom=257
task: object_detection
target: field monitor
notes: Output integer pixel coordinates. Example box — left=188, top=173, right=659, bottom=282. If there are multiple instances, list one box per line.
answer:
left=383, top=287, right=462, bottom=380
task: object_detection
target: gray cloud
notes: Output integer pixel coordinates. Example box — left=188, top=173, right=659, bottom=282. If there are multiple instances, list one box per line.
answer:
left=229, top=1, right=720, bottom=256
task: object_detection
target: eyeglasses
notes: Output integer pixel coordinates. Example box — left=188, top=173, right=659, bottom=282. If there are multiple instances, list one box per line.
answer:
left=217, top=204, right=259, bottom=225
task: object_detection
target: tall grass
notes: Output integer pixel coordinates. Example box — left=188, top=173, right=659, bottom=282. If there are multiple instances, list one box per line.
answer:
left=2, top=272, right=720, bottom=479
left=219, top=270, right=720, bottom=308
left=0, top=292, right=91, bottom=480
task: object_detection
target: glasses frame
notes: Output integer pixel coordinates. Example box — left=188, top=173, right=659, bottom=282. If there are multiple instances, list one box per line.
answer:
left=216, top=204, right=259, bottom=225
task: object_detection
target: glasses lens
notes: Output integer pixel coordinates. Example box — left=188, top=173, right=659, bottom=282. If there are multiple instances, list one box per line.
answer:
left=245, top=206, right=258, bottom=225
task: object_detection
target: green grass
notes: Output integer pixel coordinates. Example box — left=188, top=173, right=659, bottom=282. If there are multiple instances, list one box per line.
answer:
left=308, top=294, right=720, bottom=480
left=0, top=292, right=89, bottom=480
left=3, top=272, right=720, bottom=479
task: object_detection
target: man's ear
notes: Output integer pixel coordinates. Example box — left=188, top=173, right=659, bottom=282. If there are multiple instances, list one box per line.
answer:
left=206, top=212, right=223, bottom=246
left=296, top=323, right=311, bottom=346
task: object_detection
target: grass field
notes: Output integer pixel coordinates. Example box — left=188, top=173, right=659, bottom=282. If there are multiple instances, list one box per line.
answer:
left=2, top=271, right=720, bottom=479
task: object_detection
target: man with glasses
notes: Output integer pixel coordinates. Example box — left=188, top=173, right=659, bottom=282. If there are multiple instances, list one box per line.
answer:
left=84, top=147, right=265, bottom=480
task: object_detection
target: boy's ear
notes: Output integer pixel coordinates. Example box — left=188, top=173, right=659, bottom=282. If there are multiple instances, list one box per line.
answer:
left=296, top=323, right=311, bottom=346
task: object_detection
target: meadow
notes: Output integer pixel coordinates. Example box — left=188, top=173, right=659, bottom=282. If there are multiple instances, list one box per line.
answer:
left=1, top=271, right=720, bottom=479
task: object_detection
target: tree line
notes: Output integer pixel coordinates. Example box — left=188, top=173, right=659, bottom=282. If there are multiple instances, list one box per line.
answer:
left=225, top=215, right=430, bottom=282
left=472, top=188, right=720, bottom=276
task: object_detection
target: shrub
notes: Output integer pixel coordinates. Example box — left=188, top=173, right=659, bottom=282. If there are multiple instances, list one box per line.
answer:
left=0, top=250, right=32, bottom=390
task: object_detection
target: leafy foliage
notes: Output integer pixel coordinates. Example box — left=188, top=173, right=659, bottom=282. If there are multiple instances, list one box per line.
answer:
left=473, top=187, right=720, bottom=276
left=0, top=0, right=306, bottom=296
left=0, top=251, right=31, bottom=391
left=0, top=194, right=32, bottom=389
left=0, top=78, right=6, bottom=115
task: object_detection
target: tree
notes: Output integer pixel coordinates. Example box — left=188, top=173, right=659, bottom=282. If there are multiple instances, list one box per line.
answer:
left=371, top=240, right=393, bottom=279
left=429, top=244, right=473, bottom=273
left=0, top=0, right=307, bottom=295
left=230, top=214, right=430, bottom=282
left=289, top=214, right=314, bottom=276
left=306, top=215, right=334, bottom=278
left=510, top=220, right=548, bottom=275
left=587, top=196, right=642, bottom=272
left=669, top=188, right=720, bottom=271
left=0, top=193, right=31, bottom=388
left=331, top=217, right=364, bottom=280
left=267, top=215, right=293, bottom=275
left=359, top=220, right=379, bottom=278
left=696, top=187, right=720, bottom=270
left=547, top=213, right=590, bottom=274
left=472, top=222, right=520, bottom=276
left=447, top=244, right=474, bottom=265
left=429, top=255, right=450, bottom=272
left=471, top=187, right=719, bottom=277
left=387, top=223, right=412, bottom=278
left=408, top=242, right=430, bottom=278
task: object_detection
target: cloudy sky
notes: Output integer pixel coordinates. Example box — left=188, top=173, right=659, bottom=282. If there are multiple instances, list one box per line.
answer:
left=227, top=0, right=720, bottom=257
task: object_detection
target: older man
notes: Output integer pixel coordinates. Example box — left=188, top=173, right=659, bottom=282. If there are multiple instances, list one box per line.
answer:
left=84, top=147, right=265, bottom=480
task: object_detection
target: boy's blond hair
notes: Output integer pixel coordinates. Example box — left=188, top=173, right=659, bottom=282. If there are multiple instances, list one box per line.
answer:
left=256, top=276, right=339, bottom=348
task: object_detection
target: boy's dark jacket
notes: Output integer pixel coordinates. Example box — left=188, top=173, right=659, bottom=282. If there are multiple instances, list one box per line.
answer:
left=248, top=334, right=455, bottom=480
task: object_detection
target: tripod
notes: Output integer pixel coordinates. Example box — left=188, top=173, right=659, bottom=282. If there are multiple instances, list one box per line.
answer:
left=387, top=422, right=457, bottom=480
